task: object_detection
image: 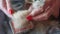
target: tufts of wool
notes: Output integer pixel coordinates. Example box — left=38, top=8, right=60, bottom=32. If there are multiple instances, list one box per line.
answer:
left=11, top=10, right=33, bottom=34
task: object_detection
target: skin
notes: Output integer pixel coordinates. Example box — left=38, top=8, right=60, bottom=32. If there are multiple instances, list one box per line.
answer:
left=1, top=0, right=60, bottom=21
left=28, top=0, right=59, bottom=21
left=2, top=0, right=7, bottom=9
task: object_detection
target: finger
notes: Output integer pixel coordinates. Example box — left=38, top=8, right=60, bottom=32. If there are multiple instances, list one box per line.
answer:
left=50, top=0, right=59, bottom=18
left=26, top=6, right=43, bottom=21
left=32, top=7, right=44, bottom=16
left=27, top=7, right=44, bottom=21
left=32, top=13, right=48, bottom=21
left=29, top=7, right=44, bottom=16
left=43, top=0, right=53, bottom=10
left=32, top=8, right=52, bottom=21
left=3, top=0, right=7, bottom=9
left=28, top=6, right=33, bottom=12
left=0, top=0, right=6, bottom=9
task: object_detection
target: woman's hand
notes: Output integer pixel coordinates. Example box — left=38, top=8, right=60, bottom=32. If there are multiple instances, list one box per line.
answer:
left=0, top=0, right=7, bottom=9
left=27, top=0, right=59, bottom=21
left=0, top=0, right=14, bottom=18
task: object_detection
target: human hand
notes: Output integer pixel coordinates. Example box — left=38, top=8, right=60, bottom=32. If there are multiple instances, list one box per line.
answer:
left=0, top=0, right=14, bottom=18
left=27, top=0, right=59, bottom=21
left=0, top=0, right=7, bottom=9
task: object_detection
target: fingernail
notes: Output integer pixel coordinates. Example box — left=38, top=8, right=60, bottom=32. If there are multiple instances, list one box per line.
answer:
left=9, top=9, right=14, bottom=14
left=26, top=15, right=33, bottom=21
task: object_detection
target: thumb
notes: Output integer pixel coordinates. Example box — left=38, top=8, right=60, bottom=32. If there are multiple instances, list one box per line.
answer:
left=29, top=7, right=43, bottom=16
left=27, top=7, right=43, bottom=21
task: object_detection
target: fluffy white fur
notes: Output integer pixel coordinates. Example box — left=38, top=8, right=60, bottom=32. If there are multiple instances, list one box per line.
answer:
left=11, top=10, right=33, bottom=33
